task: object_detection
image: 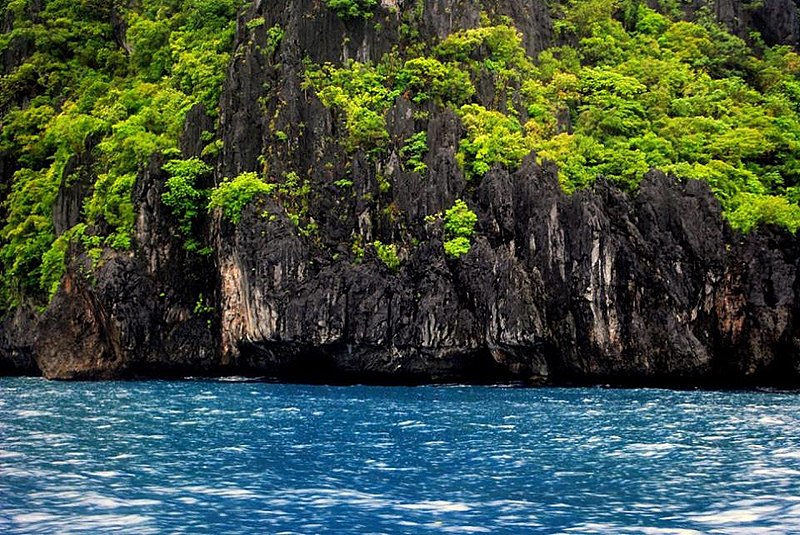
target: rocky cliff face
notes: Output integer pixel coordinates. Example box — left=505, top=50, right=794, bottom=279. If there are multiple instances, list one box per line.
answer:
left=713, top=0, right=799, bottom=45
left=2, top=0, right=800, bottom=386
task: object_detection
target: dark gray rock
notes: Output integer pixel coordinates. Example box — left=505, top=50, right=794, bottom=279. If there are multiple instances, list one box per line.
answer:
left=0, top=307, right=40, bottom=376
left=53, top=134, right=100, bottom=236
left=208, top=154, right=800, bottom=386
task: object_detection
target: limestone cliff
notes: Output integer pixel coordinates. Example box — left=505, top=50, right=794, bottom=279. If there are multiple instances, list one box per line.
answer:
left=3, top=0, right=800, bottom=386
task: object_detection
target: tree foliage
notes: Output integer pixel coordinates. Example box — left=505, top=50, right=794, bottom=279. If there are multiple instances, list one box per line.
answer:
left=443, top=199, right=478, bottom=258
left=0, top=0, right=237, bottom=306
left=323, top=0, right=378, bottom=20
left=373, top=240, right=400, bottom=271
left=304, top=8, right=800, bottom=234
left=457, top=104, right=531, bottom=179
left=208, top=172, right=276, bottom=224
left=4, top=0, right=800, bottom=311
left=162, top=158, right=212, bottom=250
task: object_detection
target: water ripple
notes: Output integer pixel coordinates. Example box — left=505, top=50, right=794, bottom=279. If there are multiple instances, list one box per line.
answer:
left=2, top=378, right=800, bottom=533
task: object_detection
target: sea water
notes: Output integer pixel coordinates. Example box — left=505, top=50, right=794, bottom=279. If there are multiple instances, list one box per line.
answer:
left=1, top=377, right=800, bottom=534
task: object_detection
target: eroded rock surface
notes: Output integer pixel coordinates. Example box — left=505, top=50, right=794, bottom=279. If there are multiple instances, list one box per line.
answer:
left=2, top=0, right=800, bottom=386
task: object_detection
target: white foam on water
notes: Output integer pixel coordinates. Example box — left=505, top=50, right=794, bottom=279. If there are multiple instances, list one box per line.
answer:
left=774, top=448, right=800, bottom=459
left=757, top=416, right=784, bottom=425
left=59, top=492, right=159, bottom=510
left=173, top=420, right=200, bottom=426
left=184, top=485, right=261, bottom=499
left=639, top=528, right=705, bottom=535
left=68, top=514, right=155, bottom=532
left=689, top=504, right=782, bottom=525
left=396, top=500, right=472, bottom=513
left=88, top=471, right=122, bottom=478
left=12, top=512, right=61, bottom=524
left=216, top=376, right=253, bottom=382
left=751, top=467, right=800, bottom=477
left=15, top=409, right=50, bottom=418
left=52, top=458, right=87, bottom=466
left=441, top=526, right=491, bottom=533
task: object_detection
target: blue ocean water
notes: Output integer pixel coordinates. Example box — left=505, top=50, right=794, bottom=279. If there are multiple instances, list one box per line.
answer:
left=1, top=378, right=800, bottom=534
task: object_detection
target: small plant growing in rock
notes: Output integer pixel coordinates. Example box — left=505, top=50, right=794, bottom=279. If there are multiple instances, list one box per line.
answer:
left=443, top=199, right=477, bottom=258
left=324, top=0, right=378, bottom=19
left=208, top=172, right=276, bottom=224
left=399, top=131, right=429, bottom=174
left=194, top=292, right=215, bottom=314
left=162, top=158, right=212, bottom=244
left=246, top=17, right=265, bottom=30
left=373, top=240, right=400, bottom=271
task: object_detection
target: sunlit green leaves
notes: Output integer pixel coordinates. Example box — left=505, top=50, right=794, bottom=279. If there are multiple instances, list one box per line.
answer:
left=0, top=0, right=237, bottom=305
left=209, top=172, right=276, bottom=224
left=457, top=104, right=531, bottom=178
left=443, top=199, right=478, bottom=258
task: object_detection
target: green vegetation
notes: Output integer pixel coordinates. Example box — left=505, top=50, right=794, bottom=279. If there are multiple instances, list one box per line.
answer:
left=531, top=2, right=800, bottom=229
left=443, top=199, right=477, bottom=258
left=435, top=19, right=534, bottom=81
left=162, top=158, right=212, bottom=250
left=38, top=223, right=86, bottom=302
left=395, top=57, right=474, bottom=105
left=399, top=132, right=429, bottom=174
left=246, top=17, right=266, bottom=30
left=304, top=7, right=800, bottom=233
left=209, top=172, right=276, bottom=224
left=457, top=104, right=531, bottom=179
left=265, top=24, right=285, bottom=56
left=4, top=0, right=800, bottom=311
left=323, top=0, right=378, bottom=20
left=0, top=0, right=238, bottom=307
left=373, top=240, right=400, bottom=271
left=276, top=171, right=318, bottom=237
left=303, top=60, right=395, bottom=151
left=726, top=193, right=800, bottom=233
left=193, top=292, right=215, bottom=315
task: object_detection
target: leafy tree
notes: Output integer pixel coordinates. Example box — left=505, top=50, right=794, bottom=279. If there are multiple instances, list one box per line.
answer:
left=323, top=0, right=378, bottom=19
left=457, top=104, right=531, bottom=178
left=396, top=57, right=474, bottom=105
left=0, top=0, right=237, bottom=305
left=162, top=158, right=212, bottom=249
left=726, top=193, right=800, bottom=234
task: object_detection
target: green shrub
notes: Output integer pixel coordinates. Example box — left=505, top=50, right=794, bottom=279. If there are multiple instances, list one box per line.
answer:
left=396, top=57, right=474, bottom=105
left=208, top=172, right=276, bottom=224
left=246, top=17, right=265, bottom=30
left=435, top=21, right=533, bottom=76
left=373, top=240, right=400, bottom=271
left=0, top=166, right=59, bottom=304
left=266, top=24, right=285, bottom=56
left=162, top=158, right=212, bottom=240
left=324, top=0, right=378, bottom=19
left=443, top=199, right=478, bottom=258
left=305, top=61, right=396, bottom=151
left=443, top=236, right=471, bottom=258
left=399, top=131, right=429, bottom=174
left=457, top=104, right=531, bottom=178
left=725, top=193, right=800, bottom=234
left=39, top=223, right=86, bottom=301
